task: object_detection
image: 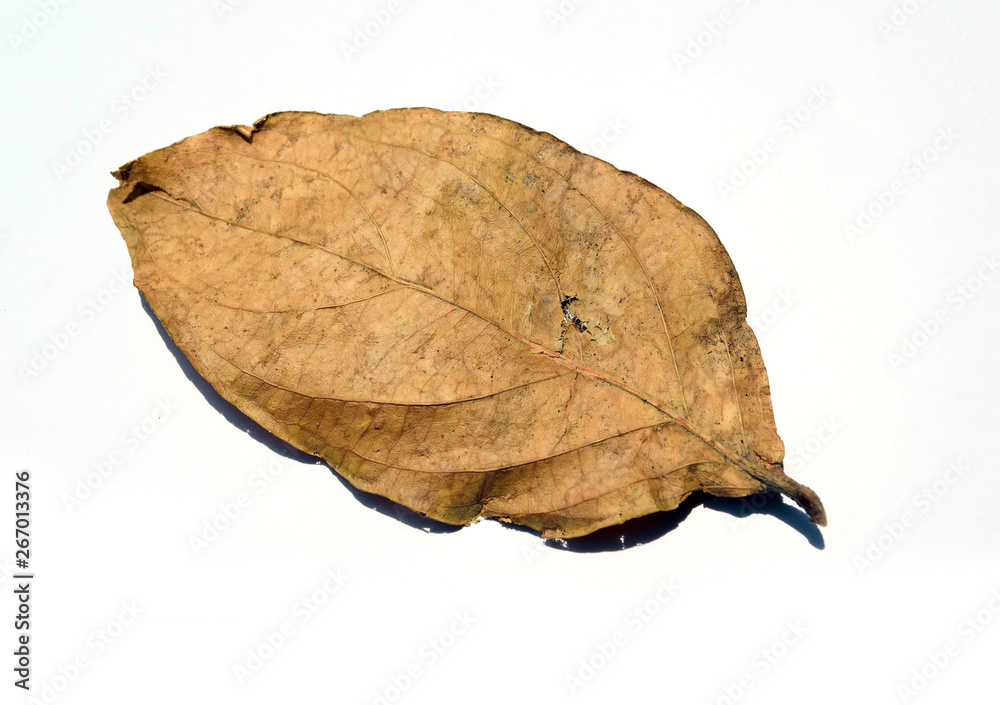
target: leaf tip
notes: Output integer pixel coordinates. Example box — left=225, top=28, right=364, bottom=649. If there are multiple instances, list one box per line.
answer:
left=785, top=478, right=827, bottom=526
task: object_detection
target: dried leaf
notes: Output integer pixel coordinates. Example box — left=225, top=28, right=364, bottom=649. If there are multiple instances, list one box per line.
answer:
left=107, top=109, right=825, bottom=538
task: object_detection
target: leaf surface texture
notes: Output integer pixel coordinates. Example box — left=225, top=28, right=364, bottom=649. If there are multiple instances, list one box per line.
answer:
left=107, top=109, right=825, bottom=538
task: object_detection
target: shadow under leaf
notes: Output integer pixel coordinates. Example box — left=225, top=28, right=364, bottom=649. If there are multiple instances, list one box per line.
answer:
left=497, top=489, right=824, bottom=552
left=702, top=492, right=826, bottom=549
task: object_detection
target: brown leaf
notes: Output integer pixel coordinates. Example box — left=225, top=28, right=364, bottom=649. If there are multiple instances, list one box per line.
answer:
left=107, top=109, right=825, bottom=538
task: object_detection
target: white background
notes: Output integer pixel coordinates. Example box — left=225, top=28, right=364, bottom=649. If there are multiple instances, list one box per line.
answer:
left=2, top=1, right=999, bottom=703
